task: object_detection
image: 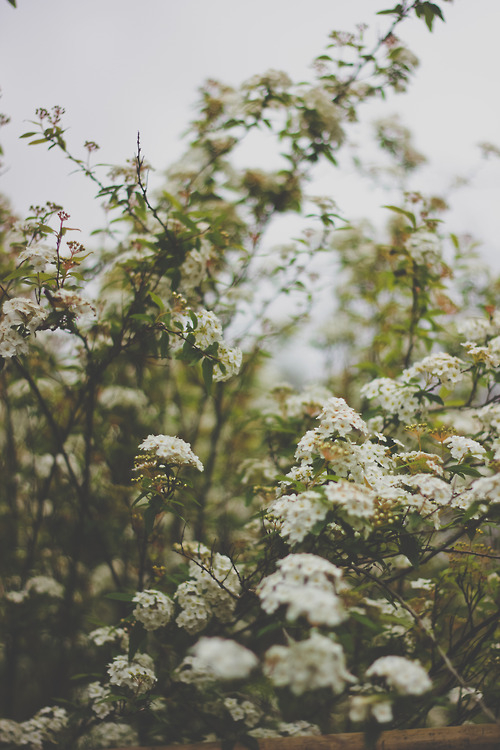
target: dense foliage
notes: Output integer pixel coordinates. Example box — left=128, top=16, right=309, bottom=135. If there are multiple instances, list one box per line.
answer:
left=1, top=2, right=500, bottom=748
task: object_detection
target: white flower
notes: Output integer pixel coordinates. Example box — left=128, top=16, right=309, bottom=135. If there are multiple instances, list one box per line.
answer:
left=410, top=578, right=434, bottom=591
left=86, top=682, right=113, bottom=719
left=448, top=686, right=483, bottom=705
left=88, top=625, right=129, bottom=648
left=403, top=352, right=465, bottom=388
left=25, top=575, right=64, bottom=598
left=264, top=632, right=355, bottom=695
left=190, top=637, right=258, bottom=680
left=267, top=490, right=327, bottom=544
left=3, top=297, right=47, bottom=333
left=0, top=321, right=29, bottom=357
left=324, top=480, right=376, bottom=519
left=18, top=243, right=56, bottom=273
left=258, top=553, right=346, bottom=627
left=406, top=230, right=442, bottom=266
left=214, top=340, right=243, bottom=382
left=316, top=397, right=367, bottom=438
left=444, top=435, right=486, bottom=462
left=366, top=656, right=431, bottom=695
left=137, top=434, right=204, bottom=471
left=107, top=653, right=156, bottom=695
left=361, top=378, right=420, bottom=421
left=132, top=589, right=174, bottom=631
left=224, top=697, right=262, bottom=727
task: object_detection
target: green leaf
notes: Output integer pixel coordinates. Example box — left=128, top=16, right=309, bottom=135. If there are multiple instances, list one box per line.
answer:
left=6, top=0, right=17, bottom=7
left=148, top=291, right=164, bottom=310
left=382, top=205, right=416, bottom=228
left=202, top=357, right=214, bottom=392
left=350, top=610, right=384, bottom=632
left=20, top=131, right=37, bottom=138
left=104, top=592, right=135, bottom=602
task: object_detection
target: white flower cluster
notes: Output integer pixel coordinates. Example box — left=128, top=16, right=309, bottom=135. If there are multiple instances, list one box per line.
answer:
left=0, top=707, right=68, bottom=750
left=258, top=553, right=346, bottom=627
left=175, top=543, right=240, bottom=634
left=190, top=637, right=258, bottom=680
left=282, top=383, right=334, bottom=419
left=401, top=474, right=452, bottom=524
left=317, top=397, right=368, bottom=438
left=5, top=575, right=64, bottom=603
left=458, top=311, right=500, bottom=342
left=324, top=480, right=376, bottom=520
left=467, top=474, right=500, bottom=507
left=361, top=377, right=420, bottom=421
left=86, top=681, right=113, bottom=719
left=366, top=655, right=432, bottom=695
left=0, top=296, right=47, bottom=357
left=224, top=697, right=262, bottom=727
left=300, top=86, right=345, bottom=143
left=463, top=337, right=500, bottom=369
left=137, top=434, right=204, bottom=472
left=403, top=352, right=465, bottom=389
left=264, top=632, right=355, bottom=695
left=88, top=625, right=129, bottom=649
left=98, top=385, right=149, bottom=411
left=179, top=239, right=213, bottom=295
left=107, top=652, right=156, bottom=695
left=444, top=435, right=486, bottom=462
left=406, top=230, right=442, bottom=267
left=18, top=243, right=56, bottom=273
left=349, top=694, right=393, bottom=724
left=49, top=288, right=96, bottom=318
left=267, top=490, right=327, bottom=544
left=132, top=589, right=174, bottom=631
left=189, top=309, right=242, bottom=382
left=76, top=722, right=138, bottom=750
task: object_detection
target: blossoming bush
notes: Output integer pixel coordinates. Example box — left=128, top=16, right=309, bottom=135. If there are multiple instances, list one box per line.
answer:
left=1, top=2, right=500, bottom=748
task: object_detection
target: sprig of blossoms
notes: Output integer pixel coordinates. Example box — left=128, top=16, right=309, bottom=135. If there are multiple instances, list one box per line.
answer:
left=107, top=653, right=156, bottom=695
left=190, top=637, right=258, bottom=680
left=132, top=589, right=174, bottom=631
left=258, top=553, right=346, bottom=627
left=136, top=434, right=204, bottom=472
left=365, top=655, right=431, bottom=695
left=264, top=632, right=355, bottom=695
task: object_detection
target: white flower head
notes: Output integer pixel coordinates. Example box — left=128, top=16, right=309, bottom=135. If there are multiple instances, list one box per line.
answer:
left=190, top=637, right=258, bottom=680
left=132, top=589, right=174, bottom=631
left=264, top=632, right=355, bottom=695
left=366, top=656, right=431, bottom=695
left=137, top=434, right=203, bottom=472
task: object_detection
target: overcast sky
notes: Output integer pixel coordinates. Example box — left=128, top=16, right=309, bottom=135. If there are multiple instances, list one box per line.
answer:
left=1, top=0, right=500, bottom=266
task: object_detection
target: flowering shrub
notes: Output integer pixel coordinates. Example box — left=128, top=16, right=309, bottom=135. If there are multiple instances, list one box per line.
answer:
left=1, top=2, right=500, bottom=748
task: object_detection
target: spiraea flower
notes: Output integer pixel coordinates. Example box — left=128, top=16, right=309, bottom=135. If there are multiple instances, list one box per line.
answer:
left=190, top=637, right=258, bottom=680
left=132, top=589, right=174, bottom=631
left=136, top=434, right=204, bottom=472
left=264, top=632, right=355, bottom=695
left=366, top=655, right=431, bottom=695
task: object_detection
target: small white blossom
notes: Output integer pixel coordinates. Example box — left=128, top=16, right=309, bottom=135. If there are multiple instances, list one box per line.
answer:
left=258, top=553, right=346, bottom=627
left=137, top=434, right=204, bottom=471
left=366, top=656, right=431, bottom=695
left=264, top=632, right=355, bottom=695
left=132, top=589, right=174, bottom=631
left=190, top=637, right=258, bottom=680
left=444, top=435, right=486, bottom=462
left=107, top=653, right=156, bottom=695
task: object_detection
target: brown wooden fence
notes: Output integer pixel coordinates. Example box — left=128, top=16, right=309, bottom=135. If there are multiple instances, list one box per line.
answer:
left=111, top=723, right=500, bottom=750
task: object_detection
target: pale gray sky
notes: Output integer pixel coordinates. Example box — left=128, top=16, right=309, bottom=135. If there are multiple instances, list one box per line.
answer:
left=1, top=0, right=499, bottom=263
